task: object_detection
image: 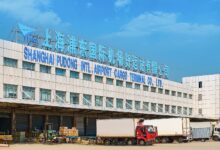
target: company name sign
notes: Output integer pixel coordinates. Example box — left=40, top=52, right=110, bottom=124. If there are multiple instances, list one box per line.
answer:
left=24, top=47, right=163, bottom=88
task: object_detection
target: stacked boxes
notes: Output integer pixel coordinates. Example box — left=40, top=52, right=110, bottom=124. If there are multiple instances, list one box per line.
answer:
left=59, top=127, right=78, bottom=137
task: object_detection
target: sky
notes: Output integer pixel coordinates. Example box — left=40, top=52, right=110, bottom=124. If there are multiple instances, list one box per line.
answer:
left=0, top=0, right=219, bottom=81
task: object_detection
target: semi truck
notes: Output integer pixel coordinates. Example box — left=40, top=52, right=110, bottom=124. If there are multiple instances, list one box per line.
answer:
left=144, top=118, right=191, bottom=143
left=96, top=118, right=157, bottom=145
left=213, top=123, right=220, bottom=141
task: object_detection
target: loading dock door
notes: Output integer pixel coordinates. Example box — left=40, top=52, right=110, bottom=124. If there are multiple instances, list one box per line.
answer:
left=75, top=116, right=84, bottom=136
left=85, top=117, right=96, bottom=136
left=16, top=114, right=28, bottom=132
left=0, top=113, right=11, bottom=134
left=62, top=116, right=73, bottom=128
left=48, top=116, right=60, bottom=131
left=32, top=115, right=44, bottom=131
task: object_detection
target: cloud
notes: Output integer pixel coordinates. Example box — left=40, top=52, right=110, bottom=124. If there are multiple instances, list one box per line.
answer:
left=114, top=0, right=131, bottom=8
left=86, top=2, right=93, bottom=8
left=108, top=11, right=220, bottom=37
left=0, top=0, right=70, bottom=28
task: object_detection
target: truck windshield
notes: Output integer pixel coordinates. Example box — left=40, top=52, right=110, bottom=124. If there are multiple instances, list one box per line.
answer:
left=216, top=128, right=220, bottom=132
left=146, top=126, right=155, bottom=133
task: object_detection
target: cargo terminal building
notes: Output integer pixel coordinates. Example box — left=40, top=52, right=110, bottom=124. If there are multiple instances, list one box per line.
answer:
left=0, top=24, right=219, bottom=136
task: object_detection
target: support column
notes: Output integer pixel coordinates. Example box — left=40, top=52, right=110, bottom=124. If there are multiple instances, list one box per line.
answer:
left=60, top=115, right=63, bottom=127
left=44, top=115, right=49, bottom=130
left=11, top=109, right=16, bottom=135
left=29, top=114, right=32, bottom=137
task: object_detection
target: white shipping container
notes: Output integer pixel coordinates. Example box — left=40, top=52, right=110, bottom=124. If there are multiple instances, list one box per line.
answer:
left=143, top=118, right=190, bottom=137
left=96, top=118, right=139, bottom=137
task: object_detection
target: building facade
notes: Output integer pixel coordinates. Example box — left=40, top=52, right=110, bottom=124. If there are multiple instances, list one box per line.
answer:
left=183, top=75, right=220, bottom=120
left=0, top=39, right=218, bottom=136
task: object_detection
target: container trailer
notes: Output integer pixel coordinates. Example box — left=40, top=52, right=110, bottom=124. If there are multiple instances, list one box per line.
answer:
left=96, top=118, right=157, bottom=145
left=190, top=122, right=212, bottom=141
left=143, top=118, right=191, bottom=143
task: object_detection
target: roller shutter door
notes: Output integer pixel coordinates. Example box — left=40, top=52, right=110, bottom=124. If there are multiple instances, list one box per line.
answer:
left=0, top=113, right=11, bottom=134
left=32, top=115, right=44, bottom=131
left=48, top=116, right=60, bottom=131
left=16, top=114, right=28, bottom=132
left=85, top=117, right=96, bottom=136
left=75, top=116, right=84, bottom=136
left=62, top=116, right=73, bottom=128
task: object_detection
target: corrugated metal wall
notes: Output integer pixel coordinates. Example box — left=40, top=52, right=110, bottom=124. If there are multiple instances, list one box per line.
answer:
left=32, top=115, right=44, bottom=131
left=16, top=114, right=29, bottom=132
left=62, top=116, right=73, bottom=128
left=48, top=116, right=60, bottom=131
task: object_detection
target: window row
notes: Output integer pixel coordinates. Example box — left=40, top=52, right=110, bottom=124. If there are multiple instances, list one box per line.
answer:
left=3, top=57, right=193, bottom=100
left=3, top=84, right=193, bottom=116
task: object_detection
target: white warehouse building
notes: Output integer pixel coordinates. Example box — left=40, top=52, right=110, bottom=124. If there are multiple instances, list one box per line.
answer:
left=0, top=30, right=219, bottom=135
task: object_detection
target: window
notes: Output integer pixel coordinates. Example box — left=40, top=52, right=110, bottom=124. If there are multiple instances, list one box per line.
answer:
left=40, top=65, right=51, bottom=74
left=22, top=61, right=35, bottom=71
left=158, top=104, right=163, bottom=113
left=177, top=92, right=182, bottom=97
left=95, top=76, right=103, bottom=83
left=116, top=98, right=123, bottom=109
left=4, top=84, right=17, bottom=98
left=177, top=106, right=182, bottom=114
left=189, top=94, right=193, bottom=99
left=4, top=57, right=17, bottom=68
left=151, top=103, right=156, bottom=112
left=83, top=73, right=91, bottom=81
left=56, top=91, right=66, bottom=102
left=198, top=94, right=202, bottom=101
left=165, top=89, right=170, bottom=95
left=126, top=82, right=133, bottom=88
left=165, top=105, right=170, bottom=113
left=22, top=86, right=35, bottom=100
left=70, top=93, right=79, bottom=104
left=189, top=108, right=193, bottom=115
left=83, top=94, right=92, bottom=106
left=116, top=80, right=123, bottom=87
left=134, top=84, right=141, bottom=90
left=143, top=85, right=149, bottom=91
left=198, top=108, right=202, bottom=115
left=56, top=68, right=66, bottom=76
left=40, top=89, right=51, bottom=101
left=199, top=81, right=202, bottom=88
left=70, top=71, right=79, bottom=79
left=143, top=102, right=149, bottom=111
left=95, top=96, right=103, bottom=107
left=171, top=106, right=176, bottom=114
left=135, top=101, right=141, bottom=110
left=183, top=107, right=187, bottom=115
left=106, top=97, right=114, bottom=108
left=106, top=78, right=114, bottom=85
left=183, top=93, right=187, bottom=98
left=151, top=87, right=156, bottom=93
left=126, top=100, right=133, bottom=110
left=158, top=88, right=163, bottom=94
left=171, top=91, right=176, bottom=96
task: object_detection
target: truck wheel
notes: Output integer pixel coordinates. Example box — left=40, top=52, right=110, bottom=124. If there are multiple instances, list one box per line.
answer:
left=213, top=136, right=219, bottom=141
left=161, top=137, right=168, bottom=143
left=104, top=140, right=111, bottom=145
left=127, top=140, right=133, bottom=145
left=139, top=140, right=145, bottom=146
left=177, top=137, right=184, bottom=143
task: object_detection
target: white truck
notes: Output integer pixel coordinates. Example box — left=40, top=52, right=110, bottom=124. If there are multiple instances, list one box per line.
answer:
left=96, top=118, right=157, bottom=145
left=143, top=118, right=191, bottom=143
left=213, top=123, right=220, bottom=141
left=190, top=122, right=212, bottom=141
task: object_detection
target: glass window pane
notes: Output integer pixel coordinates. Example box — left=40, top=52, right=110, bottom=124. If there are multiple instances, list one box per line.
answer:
left=95, top=96, right=103, bottom=107
left=134, top=84, right=140, bottom=90
left=70, top=93, right=79, bottom=104
left=95, top=76, right=103, bottom=83
left=4, top=57, right=17, bottom=68
left=22, top=86, right=35, bottom=100
left=135, top=101, right=141, bottom=110
left=116, top=98, right=123, bottom=109
left=106, top=78, right=114, bottom=85
left=56, top=68, right=66, bottom=76
left=126, top=100, right=133, bottom=110
left=70, top=71, right=79, bottom=79
left=83, top=73, right=92, bottom=81
left=40, top=65, right=51, bottom=74
left=126, top=82, right=133, bottom=88
left=151, top=103, right=156, bottom=112
left=83, top=94, right=92, bottom=106
left=116, top=80, right=123, bottom=87
left=158, top=104, right=163, bottom=112
left=40, top=88, right=51, bottom=101
left=3, top=84, right=17, bottom=98
left=22, top=61, right=35, bottom=71
left=106, top=97, right=114, bottom=108
left=143, top=102, right=149, bottom=111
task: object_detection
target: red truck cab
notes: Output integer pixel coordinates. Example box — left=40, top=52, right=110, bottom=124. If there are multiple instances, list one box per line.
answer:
left=136, top=124, right=158, bottom=145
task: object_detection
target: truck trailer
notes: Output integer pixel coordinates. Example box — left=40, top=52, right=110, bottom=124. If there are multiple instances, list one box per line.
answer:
left=96, top=118, right=157, bottom=145
left=190, top=122, right=212, bottom=141
left=144, top=118, right=191, bottom=143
